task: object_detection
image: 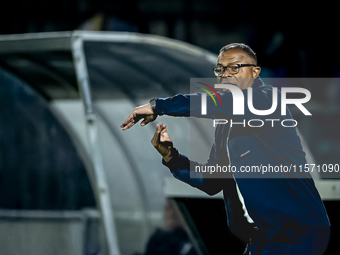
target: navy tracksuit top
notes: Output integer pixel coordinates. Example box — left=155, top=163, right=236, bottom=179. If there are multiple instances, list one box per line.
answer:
left=157, top=78, right=330, bottom=241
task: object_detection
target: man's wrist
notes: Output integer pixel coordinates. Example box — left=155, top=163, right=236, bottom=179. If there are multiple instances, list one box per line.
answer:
left=163, top=151, right=173, bottom=162
left=149, top=99, right=159, bottom=115
left=162, top=148, right=179, bottom=166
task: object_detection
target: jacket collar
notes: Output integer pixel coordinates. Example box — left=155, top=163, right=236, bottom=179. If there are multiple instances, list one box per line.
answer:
left=251, top=77, right=264, bottom=89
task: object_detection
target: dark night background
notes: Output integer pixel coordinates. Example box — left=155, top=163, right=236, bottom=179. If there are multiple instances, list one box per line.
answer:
left=1, top=0, right=339, bottom=78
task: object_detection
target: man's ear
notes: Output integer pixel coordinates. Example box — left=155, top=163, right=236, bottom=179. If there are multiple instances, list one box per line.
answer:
left=253, top=66, right=261, bottom=78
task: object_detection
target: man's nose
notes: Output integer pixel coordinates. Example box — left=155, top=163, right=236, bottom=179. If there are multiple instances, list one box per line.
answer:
left=222, top=71, right=233, bottom=78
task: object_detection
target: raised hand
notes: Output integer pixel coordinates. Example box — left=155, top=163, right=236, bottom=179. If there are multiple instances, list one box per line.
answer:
left=120, top=103, right=157, bottom=131
left=151, top=122, right=173, bottom=162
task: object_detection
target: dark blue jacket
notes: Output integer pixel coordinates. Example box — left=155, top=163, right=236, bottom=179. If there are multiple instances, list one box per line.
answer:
left=156, top=78, right=330, bottom=241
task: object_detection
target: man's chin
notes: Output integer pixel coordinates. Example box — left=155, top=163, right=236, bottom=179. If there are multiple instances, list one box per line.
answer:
left=221, top=83, right=239, bottom=92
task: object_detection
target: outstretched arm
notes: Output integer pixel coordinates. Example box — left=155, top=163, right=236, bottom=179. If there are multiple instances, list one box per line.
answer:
left=151, top=122, right=225, bottom=196
left=121, top=92, right=227, bottom=131
left=121, top=79, right=276, bottom=131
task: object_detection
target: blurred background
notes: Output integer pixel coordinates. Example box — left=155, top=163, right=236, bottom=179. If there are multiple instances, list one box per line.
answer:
left=0, top=1, right=339, bottom=255
left=2, top=0, right=340, bottom=78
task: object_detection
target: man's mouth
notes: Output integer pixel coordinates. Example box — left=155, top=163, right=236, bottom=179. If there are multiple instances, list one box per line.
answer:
left=219, top=78, right=238, bottom=86
left=220, top=81, right=238, bottom=87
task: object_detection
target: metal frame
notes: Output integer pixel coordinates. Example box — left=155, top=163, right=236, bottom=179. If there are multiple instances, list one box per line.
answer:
left=0, top=31, right=217, bottom=255
left=0, top=31, right=73, bottom=53
left=71, top=34, right=120, bottom=255
left=0, top=31, right=217, bottom=64
left=69, top=31, right=215, bottom=255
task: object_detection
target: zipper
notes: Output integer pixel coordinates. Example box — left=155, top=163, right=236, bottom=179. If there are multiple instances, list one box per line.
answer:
left=226, top=123, right=232, bottom=163
left=226, top=123, right=255, bottom=224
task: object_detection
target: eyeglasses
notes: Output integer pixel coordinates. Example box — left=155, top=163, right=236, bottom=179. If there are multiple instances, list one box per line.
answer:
left=212, top=64, right=257, bottom=76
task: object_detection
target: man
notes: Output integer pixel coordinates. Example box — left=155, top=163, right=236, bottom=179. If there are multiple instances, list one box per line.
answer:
left=121, top=43, right=330, bottom=254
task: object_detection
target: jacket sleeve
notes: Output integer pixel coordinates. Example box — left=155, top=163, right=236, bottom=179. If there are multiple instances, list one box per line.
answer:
left=154, top=86, right=279, bottom=121
left=155, top=92, right=233, bottom=119
left=162, top=145, right=227, bottom=196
